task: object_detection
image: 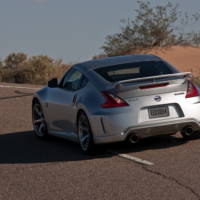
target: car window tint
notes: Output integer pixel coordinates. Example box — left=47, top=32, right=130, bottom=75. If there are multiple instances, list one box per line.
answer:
left=62, top=70, right=84, bottom=91
left=95, top=61, right=179, bottom=82
left=59, top=68, right=74, bottom=87
left=80, top=76, right=88, bottom=88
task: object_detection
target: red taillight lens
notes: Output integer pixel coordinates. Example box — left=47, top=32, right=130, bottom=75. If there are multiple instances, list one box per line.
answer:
left=185, top=81, right=199, bottom=98
left=140, top=83, right=169, bottom=90
left=101, top=91, right=129, bottom=108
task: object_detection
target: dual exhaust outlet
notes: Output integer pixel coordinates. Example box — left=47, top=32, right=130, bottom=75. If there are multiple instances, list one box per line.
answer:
left=128, top=126, right=194, bottom=144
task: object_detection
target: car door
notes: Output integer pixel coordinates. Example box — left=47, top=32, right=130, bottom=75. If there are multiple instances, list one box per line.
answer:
left=46, top=68, right=84, bottom=135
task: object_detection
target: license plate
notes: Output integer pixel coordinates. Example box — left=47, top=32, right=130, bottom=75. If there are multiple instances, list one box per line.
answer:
left=148, top=106, right=169, bottom=119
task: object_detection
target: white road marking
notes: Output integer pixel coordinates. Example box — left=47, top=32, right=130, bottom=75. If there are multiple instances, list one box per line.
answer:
left=0, top=85, right=41, bottom=90
left=108, top=150, right=154, bottom=166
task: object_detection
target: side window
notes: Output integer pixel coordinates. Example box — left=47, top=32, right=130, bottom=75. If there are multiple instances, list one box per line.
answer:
left=61, top=69, right=87, bottom=91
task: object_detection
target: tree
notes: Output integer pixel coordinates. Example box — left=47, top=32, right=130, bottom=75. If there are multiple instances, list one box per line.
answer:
left=28, top=55, right=53, bottom=72
left=0, top=59, right=3, bottom=68
left=102, top=1, right=200, bottom=57
left=5, top=53, right=27, bottom=68
left=0, top=59, right=3, bottom=82
left=27, top=55, right=55, bottom=84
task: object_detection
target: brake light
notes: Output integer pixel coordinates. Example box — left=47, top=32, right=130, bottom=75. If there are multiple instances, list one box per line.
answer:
left=101, top=91, right=129, bottom=108
left=140, top=83, right=169, bottom=90
left=185, top=81, right=199, bottom=98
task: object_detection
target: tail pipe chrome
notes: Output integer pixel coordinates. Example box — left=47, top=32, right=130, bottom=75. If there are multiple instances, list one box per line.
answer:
left=182, top=126, right=193, bottom=136
left=129, top=134, right=140, bottom=144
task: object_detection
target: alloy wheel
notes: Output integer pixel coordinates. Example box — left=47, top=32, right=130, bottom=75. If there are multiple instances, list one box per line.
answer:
left=32, top=102, right=48, bottom=138
left=78, top=113, right=93, bottom=153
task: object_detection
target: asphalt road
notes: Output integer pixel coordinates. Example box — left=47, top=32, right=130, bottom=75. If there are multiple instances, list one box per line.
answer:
left=1, top=83, right=200, bottom=200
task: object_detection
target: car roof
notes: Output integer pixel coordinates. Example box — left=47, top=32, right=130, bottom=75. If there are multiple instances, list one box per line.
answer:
left=75, top=54, right=162, bottom=72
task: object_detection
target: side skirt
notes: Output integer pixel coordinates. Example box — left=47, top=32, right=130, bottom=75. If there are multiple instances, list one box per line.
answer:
left=48, top=130, right=79, bottom=143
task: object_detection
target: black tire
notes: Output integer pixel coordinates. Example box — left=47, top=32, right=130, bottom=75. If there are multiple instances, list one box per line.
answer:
left=77, top=112, right=94, bottom=154
left=32, top=100, right=48, bottom=139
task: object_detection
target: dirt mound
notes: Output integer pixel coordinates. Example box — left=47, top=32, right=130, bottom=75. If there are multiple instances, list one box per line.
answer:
left=148, top=46, right=200, bottom=77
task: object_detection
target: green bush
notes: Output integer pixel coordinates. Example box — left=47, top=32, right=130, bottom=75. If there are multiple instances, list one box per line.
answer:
left=0, top=53, right=71, bottom=85
left=102, top=1, right=200, bottom=57
left=0, top=70, right=3, bottom=82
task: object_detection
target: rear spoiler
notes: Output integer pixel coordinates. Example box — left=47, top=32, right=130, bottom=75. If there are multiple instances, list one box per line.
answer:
left=107, top=72, right=192, bottom=91
left=118, top=72, right=192, bottom=84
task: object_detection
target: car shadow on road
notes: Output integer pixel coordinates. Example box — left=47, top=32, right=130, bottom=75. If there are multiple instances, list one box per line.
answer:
left=0, top=131, right=110, bottom=164
left=0, top=131, right=198, bottom=164
left=108, top=133, right=200, bottom=154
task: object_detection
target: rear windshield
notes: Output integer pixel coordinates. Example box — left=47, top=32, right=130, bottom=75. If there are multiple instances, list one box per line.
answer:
left=95, top=61, right=178, bottom=82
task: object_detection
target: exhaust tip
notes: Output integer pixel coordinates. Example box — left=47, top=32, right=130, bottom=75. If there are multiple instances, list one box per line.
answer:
left=182, top=127, right=193, bottom=136
left=129, top=134, right=140, bottom=144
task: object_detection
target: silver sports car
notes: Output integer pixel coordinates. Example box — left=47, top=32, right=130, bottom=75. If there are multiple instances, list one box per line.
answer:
left=32, top=55, right=200, bottom=153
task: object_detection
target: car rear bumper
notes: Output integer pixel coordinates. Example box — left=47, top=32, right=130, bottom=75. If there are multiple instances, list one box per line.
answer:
left=93, top=118, right=200, bottom=144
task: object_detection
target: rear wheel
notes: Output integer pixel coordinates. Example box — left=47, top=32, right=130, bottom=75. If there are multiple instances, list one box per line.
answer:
left=77, top=112, right=94, bottom=154
left=32, top=100, right=48, bottom=139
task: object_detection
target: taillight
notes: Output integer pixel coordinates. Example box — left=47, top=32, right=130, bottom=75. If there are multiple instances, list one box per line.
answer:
left=185, top=81, right=199, bottom=98
left=101, top=91, right=129, bottom=108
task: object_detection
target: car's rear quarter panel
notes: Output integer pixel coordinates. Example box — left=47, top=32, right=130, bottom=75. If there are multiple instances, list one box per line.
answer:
left=89, top=88, right=200, bottom=143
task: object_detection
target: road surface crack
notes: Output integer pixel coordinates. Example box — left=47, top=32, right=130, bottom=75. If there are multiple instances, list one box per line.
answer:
left=142, top=166, right=200, bottom=200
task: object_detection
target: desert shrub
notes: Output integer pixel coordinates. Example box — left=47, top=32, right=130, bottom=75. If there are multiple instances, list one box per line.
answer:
left=0, top=53, right=72, bottom=84
left=101, top=1, right=200, bottom=57
left=0, top=70, right=3, bottom=82
left=13, top=67, right=35, bottom=84
left=54, top=64, right=71, bottom=79
left=4, top=53, right=27, bottom=68
left=1, top=68, right=16, bottom=83
left=26, top=55, right=55, bottom=84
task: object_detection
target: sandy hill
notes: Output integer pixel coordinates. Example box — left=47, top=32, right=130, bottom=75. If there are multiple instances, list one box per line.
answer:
left=147, top=46, right=200, bottom=77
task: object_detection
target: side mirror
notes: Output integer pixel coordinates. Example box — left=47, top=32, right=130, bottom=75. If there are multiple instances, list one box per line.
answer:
left=48, top=78, right=58, bottom=88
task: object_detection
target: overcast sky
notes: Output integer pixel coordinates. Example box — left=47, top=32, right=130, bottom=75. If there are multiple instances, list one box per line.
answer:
left=0, top=0, right=200, bottom=63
